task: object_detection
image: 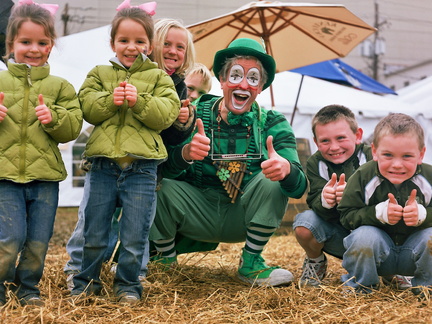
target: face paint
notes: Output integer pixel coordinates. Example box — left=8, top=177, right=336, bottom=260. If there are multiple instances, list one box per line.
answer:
left=227, top=64, right=261, bottom=89
left=246, top=67, right=260, bottom=87
left=228, top=64, right=244, bottom=84
left=137, top=45, right=148, bottom=55
left=220, top=58, right=263, bottom=115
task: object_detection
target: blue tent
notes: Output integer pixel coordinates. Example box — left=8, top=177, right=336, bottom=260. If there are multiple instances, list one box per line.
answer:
left=290, top=58, right=397, bottom=95
left=288, top=58, right=396, bottom=123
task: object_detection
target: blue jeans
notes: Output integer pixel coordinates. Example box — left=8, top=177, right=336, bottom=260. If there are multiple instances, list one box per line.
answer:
left=293, top=209, right=350, bottom=258
left=0, top=180, right=58, bottom=302
left=342, top=225, right=432, bottom=289
left=64, top=171, right=149, bottom=276
left=72, top=157, right=157, bottom=298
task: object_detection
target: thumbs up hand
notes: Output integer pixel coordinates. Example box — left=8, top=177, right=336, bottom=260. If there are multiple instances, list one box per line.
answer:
left=335, top=173, right=347, bottom=204
left=261, top=135, right=291, bottom=181
left=322, top=173, right=338, bottom=207
left=177, top=99, right=190, bottom=124
left=387, top=193, right=403, bottom=225
left=35, top=94, right=52, bottom=124
left=124, top=82, right=137, bottom=107
left=402, top=189, right=419, bottom=226
left=0, top=92, right=8, bottom=122
left=182, top=118, right=210, bottom=161
left=113, top=81, right=126, bottom=106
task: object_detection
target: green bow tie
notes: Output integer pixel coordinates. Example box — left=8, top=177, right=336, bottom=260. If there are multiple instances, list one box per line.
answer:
left=227, top=111, right=256, bottom=127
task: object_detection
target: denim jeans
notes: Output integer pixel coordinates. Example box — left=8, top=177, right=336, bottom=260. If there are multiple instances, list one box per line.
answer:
left=72, top=157, right=157, bottom=298
left=342, top=225, right=432, bottom=289
left=64, top=172, right=117, bottom=273
left=64, top=171, right=149, bottom=276
left=293, top=209, right=350, bottom=259
left=0, top=180, right=59, bottom=302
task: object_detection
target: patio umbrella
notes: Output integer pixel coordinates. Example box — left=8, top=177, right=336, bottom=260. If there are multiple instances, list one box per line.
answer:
left=289, top=58, right=397, bottom=123
left=187, top=1, right=376, bottom=106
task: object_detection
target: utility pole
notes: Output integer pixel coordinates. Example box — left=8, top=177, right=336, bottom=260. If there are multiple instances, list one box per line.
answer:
left=61, top=3, right=70, bottom=36
left=372, top=0, right=379, bottom=80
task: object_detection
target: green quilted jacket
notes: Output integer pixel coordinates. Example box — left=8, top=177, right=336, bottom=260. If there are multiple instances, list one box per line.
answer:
left=78, top=54, right=180, bottom=160
left=0, top=61, right=83, bottom=183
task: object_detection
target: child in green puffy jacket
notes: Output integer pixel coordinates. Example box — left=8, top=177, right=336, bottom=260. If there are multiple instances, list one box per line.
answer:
left=69, top=3, right=179, bottom=305
left=0, top=2, right=82, bottom=307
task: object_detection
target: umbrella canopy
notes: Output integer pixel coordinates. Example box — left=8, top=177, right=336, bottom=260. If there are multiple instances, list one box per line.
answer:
left=290, top=58, right=397, bottom=95
left=188, top=1, right=376, bottom=73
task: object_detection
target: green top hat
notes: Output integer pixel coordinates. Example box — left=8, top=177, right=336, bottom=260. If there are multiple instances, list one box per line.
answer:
left=213, top=38, right=276, bottom=90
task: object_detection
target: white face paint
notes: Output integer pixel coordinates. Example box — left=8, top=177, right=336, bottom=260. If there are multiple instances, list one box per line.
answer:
left=220, top=59, right=263, bottom=115
left=228, top=65, right=261, bottom=87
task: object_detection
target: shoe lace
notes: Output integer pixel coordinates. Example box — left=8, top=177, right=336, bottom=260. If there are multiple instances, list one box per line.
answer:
left=248, top=253, right=278, bottom=272
left=301, top=259, right=323, bottom=281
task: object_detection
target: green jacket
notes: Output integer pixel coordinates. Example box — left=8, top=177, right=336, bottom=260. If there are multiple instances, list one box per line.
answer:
left=338, top=160, right=432, bottom=245
left=0, top=61, right=82, bottom=183
left=79, top=54, right=180, bottom=160
left=161, top=94, right=307, bottom=198
left=306, top=144, right=372, bottom=222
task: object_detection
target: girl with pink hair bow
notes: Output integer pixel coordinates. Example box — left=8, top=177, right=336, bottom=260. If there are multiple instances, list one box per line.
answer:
left=0, top=1, right=82, bottom=307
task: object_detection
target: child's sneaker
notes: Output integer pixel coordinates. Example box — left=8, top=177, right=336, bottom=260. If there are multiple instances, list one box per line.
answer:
left=382, top=275, right=412, bottom=290
left=117, top=293, right=140, bottom=305
left=237, top=249, right=293, bottom=287
left=20, top=295, right=45, bottom=307
left=299, top=255, right=327, bottom=287
left=66, top=272, right=76, bottom=291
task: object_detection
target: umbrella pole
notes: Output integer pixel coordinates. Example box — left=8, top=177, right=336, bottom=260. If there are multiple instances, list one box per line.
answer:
left=290, top=75, right=304, bottom=125
left=270, top=84, right=275, bottom=108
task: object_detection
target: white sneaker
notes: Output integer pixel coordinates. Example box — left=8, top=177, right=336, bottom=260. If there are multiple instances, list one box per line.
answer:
left=382, top=275, right=412, bottom=290
left=118, top=294, right=140, bottom=305
left=66, top=273, right=75, bottom=291
left=299, top=255, right=327, bottom=287
left=110, top=263, right=117, bottom=274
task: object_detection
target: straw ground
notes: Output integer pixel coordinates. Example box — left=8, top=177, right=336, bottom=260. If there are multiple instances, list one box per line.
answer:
left=1, top=207, right=431, bottom=323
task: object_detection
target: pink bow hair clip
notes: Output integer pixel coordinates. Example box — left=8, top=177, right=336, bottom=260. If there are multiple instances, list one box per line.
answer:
left=116, top=0, right=157, bottom=16
left=18, top=0, right=59, bottom=16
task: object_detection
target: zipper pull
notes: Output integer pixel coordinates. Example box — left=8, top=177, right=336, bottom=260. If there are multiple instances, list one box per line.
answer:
left=27, top=68, right=32, bottom=86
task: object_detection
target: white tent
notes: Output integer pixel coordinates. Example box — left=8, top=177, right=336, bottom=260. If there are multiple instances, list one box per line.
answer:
left=49, top=26, right=112, bottom=206
left=50, top=25, right=113, bottom=91
left=397, top=76, right=432, bottom=118
left=49, top=26, right=430, bottom=206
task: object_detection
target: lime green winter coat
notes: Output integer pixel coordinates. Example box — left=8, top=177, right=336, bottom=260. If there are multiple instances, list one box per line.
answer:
left=0, top=61, right=83, bottom=183
left=79, top=54, right=180, bottom=161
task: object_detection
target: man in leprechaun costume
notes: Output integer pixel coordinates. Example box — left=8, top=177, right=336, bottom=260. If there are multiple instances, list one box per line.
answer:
left=150, top=38, right=307, bottom=287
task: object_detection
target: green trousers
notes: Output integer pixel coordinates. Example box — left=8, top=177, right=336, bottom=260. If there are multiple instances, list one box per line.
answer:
left=149, top=173, right=288, bottom=253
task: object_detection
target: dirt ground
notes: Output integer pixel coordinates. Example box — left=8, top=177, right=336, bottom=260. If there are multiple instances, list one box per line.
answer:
left=1, top=207, right=431, bottom=323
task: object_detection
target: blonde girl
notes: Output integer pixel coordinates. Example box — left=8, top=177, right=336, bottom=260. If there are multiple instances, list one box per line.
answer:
left=151, top=18, right=196, bottom=142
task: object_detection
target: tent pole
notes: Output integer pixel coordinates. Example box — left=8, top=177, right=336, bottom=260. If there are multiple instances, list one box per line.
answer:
left=290, top=75, right=304, bottom=125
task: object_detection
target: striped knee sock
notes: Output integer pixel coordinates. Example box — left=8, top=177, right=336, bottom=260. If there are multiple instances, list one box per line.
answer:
left=244, top=224, right=276, bottom=255
left=153, top=238, right=176, bottom=258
